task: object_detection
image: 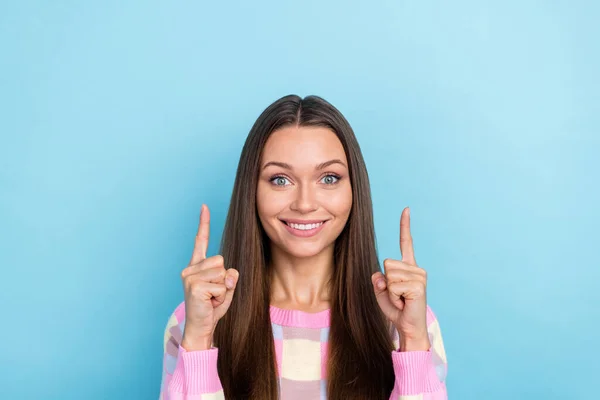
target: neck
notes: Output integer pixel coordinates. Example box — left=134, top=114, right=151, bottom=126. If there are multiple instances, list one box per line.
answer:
left=269, top=243, right=334, bottom=313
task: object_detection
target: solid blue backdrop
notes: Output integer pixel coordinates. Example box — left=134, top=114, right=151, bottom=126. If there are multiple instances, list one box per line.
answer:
left=1, top=1, right=598, bottom=399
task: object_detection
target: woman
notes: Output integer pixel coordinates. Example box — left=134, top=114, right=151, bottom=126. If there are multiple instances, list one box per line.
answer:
left=160, top=95, right=448, bottom=399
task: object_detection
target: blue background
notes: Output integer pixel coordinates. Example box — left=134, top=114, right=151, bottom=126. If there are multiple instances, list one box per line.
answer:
left=1, top=1, right=598, bottom=399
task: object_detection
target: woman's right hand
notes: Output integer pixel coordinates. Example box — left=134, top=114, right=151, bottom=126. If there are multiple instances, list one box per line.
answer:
left=180, top=204, right=239, bottom=351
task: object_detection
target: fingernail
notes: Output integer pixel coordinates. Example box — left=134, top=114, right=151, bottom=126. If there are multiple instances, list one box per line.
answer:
left=377, top=279, right=385, bottom=290
left=226, top=278, right=234, bottom=288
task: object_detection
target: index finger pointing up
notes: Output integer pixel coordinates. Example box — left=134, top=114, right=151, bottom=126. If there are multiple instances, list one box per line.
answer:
left=400, top=207, right=416, bottom=264
left=190, top=204, right=210, bottom=265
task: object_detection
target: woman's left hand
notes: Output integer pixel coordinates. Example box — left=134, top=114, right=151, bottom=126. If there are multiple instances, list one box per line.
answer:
left=372, top=207, right=430, bottom=351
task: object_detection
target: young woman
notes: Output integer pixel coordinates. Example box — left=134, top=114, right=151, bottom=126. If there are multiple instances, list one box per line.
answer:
left=159, top=95, right=448, bottom=399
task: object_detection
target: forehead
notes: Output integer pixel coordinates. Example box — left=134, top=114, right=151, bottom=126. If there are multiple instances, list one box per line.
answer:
left=261, top=125, right=347, bottom=164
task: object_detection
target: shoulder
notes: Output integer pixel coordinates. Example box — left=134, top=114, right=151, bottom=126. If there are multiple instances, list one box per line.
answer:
left=163, top=301, right=186, bottom=353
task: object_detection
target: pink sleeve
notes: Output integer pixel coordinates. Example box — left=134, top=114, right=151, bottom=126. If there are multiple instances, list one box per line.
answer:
left=164, top=346, right=224, bottom=400
left=388, top=306, right=448, bottom=400
left=159, top=302, right=224, bottom=400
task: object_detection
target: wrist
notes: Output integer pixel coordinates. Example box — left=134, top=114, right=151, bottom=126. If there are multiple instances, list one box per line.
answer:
left=399, top=336, right=430, bottom=352
left=181, top=330, right=213, bottom=351
left=396, top=327, right=430, bottom=352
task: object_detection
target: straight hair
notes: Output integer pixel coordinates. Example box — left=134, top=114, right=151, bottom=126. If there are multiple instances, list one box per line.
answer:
left=213, top=94, right=395, bottom=399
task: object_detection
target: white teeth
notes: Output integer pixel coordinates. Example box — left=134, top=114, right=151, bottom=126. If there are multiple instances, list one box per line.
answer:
left=288, top=222, right=323, bottom=230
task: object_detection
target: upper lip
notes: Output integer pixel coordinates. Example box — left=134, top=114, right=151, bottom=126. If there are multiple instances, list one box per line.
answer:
left=279, top=218, right=328, bottom=224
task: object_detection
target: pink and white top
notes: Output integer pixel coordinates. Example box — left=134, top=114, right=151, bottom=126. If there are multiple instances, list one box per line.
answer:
left=160, top=302, right=448, bottom=399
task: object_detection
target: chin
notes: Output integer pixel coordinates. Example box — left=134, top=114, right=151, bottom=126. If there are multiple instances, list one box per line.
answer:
left=286, top=247, right=324, bottom=259
left=278, top=240, right=330, bottom=259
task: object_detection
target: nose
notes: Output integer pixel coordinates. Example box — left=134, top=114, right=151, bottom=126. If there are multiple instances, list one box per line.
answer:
left=290, top=183, right=318, bottom=214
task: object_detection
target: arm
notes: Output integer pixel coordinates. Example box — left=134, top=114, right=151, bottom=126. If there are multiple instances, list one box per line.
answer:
left=160, top=302, right=224, bottom=400
left=389, top=306, right=448, bottom=400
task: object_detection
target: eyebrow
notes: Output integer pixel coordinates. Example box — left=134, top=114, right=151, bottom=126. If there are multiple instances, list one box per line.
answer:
left=262, top=159, right=347, bottom=171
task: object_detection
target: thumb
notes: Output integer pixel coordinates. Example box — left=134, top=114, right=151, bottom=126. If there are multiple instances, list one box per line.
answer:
left=371, top=271, right=397, bottom=317
left=372, top=271, right=387, bottom=295
left=217, top=268, right=239, bottom=313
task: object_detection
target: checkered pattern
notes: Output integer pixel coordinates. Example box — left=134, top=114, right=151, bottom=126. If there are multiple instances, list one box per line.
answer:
left=160, top=302, right=447, bottom=399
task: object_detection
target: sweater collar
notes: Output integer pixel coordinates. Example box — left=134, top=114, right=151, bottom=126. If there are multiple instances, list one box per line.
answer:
left=269, top=305, right=331, bottom=328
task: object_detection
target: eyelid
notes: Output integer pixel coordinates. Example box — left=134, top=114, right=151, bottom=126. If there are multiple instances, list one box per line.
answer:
left=320, top=173, right=342, bottom=184
left=269, top=174, right=292, bottom=186
left=320, top=172, right=341, bottom=179
left=268, top=172, right=341, bottom=186
left=270, top=173, right=291, bottom=181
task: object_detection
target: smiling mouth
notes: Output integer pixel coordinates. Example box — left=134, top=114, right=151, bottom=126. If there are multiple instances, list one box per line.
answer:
left=281, top=220, right=327, bottom=231
left=279, top=219, right=328, bottom=238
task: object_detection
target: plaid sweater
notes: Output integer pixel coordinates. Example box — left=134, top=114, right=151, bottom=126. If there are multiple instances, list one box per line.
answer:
left=160, top=302, right=448, bottom=399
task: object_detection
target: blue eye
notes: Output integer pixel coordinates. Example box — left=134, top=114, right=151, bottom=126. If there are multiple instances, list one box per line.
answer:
left=270, top=176, right=290, bottom=186
left=269, top=174, right=341, bottom=187
left=321, top=174, right=341, bottom=185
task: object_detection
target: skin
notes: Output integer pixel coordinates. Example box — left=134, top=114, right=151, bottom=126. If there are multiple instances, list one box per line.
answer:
left=180, top=204, right=240, bottom=351
left=257, top=125, right=352, bottom=313
left=372, top=207, right=431, bottom=351
left=180, top=125, right=430, bottom=352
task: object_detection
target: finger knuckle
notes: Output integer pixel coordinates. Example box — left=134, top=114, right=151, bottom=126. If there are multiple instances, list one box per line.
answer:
left=190, top=285, right=204, bottom=298
left=216, top=268, right=226, bottom=280
left=414, top=282, right=426, bottom=294
left=388, top=282, right=400, bottom=292
left=385, top=270, right=399, bottom=281
left=186, top=274, right=198, bottom=287
left=182, top=273, right=194, bottom=287
left=214, top=254, right=224, bottom=264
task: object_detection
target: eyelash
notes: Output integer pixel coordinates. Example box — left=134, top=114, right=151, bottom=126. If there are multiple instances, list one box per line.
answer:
left=269, top=173, right=342, bottom=187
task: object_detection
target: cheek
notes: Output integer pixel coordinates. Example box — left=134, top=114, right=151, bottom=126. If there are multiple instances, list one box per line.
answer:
left=256, top=182, right=271, bottom=218
left=322, top=185, right=353, bottom=216
left=256, top=182, right=287, bottom=217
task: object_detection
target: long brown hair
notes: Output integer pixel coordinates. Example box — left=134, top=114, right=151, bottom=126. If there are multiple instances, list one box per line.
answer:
left=213, top=95, right=395, bottom=399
